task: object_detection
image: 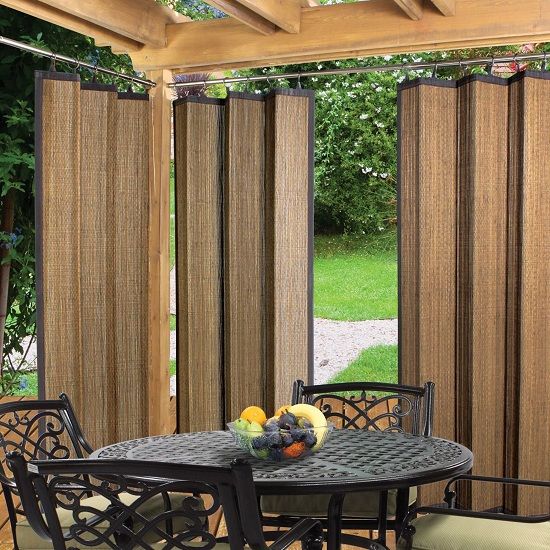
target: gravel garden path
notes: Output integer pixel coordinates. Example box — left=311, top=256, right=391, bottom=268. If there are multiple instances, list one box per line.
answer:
left=169, top=318, right=397, bottom=393
left=169, top=268, right=397, bottom=393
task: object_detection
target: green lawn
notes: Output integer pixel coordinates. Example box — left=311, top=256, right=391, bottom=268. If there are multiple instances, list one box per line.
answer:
left=11, top=370, right=38, bottom=396
left=168, top=161, right=397, bottom=321
left=328, top=344, right=398, bottom=384
left=314, top=232, right=397, bottom=321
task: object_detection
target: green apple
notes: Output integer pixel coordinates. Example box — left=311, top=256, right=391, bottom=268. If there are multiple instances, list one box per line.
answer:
left=254, top=448, right=270, bottom=460
left=247, top=421, right=264, bottom=434
left=234, top=418, right=249, bottom=432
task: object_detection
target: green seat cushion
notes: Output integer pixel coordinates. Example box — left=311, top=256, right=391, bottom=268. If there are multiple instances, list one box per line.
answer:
left=16, top=492, right=204, bottom=549
left=261, top=487, right=417, bottom=518
left=397, top=514, right=550, bottom=550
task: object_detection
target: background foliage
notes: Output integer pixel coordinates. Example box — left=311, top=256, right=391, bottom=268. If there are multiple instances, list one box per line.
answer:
left=234, top=44, right=550, bottom=234
left=0, top=7, right=135, bottom=392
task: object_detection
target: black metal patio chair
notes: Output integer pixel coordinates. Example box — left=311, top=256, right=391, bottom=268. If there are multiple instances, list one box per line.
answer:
left=7, top=452, right=321, bottom=550
left=261, top=379, right=435, bottom=549
left=0, top=395, right=181, bottom=549
left=397, top=474, right=550, bottom=550
left=0, top=394, right=94, bottom=548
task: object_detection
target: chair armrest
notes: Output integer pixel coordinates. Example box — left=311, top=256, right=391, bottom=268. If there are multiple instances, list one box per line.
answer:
left=443, top=475, right=550, bottom=508
left=269, top=518, right=321, bottom=550
left=410, top=505, right=550, bottom=525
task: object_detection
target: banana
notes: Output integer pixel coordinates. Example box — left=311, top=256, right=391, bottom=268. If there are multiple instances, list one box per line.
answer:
left=287, top=404, right=328, bottom=450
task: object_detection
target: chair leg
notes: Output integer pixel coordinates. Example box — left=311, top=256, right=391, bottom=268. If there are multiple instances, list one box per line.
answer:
left=394, top=488, right=410, bottom=540
left=4, top=489, right=20, bottom=550
left=301, top=521, right=324, bottom=550
left=376, top=491, right=389, bottom=546
left=326, top=493, right=345, bottom=550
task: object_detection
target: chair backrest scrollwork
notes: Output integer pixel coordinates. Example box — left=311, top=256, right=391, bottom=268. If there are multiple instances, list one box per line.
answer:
left=8, top=454, right=266, bottom=550
left=0, top=394, right=92, bottom=490
left=292, top=380, right=435, bottom=436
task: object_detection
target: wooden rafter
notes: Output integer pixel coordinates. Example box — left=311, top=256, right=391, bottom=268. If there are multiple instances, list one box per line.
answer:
left=203, top=0, right=276, bottom=34
left=429, top=0, right=456, bottom=15
left=300, top=0, right=319, bottom=5
left=31, top=0, right=186, bottom=48
left=393, top=0, right=423, bottom=20
left=130, top=0, right=550, bottom=72
left=0, top=0, right=142, bottom=52
left=234, top=0, right=301, bottom=34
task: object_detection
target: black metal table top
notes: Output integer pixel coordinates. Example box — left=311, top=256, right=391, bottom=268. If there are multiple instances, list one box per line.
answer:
left=92, top=430, right=473, bottom=495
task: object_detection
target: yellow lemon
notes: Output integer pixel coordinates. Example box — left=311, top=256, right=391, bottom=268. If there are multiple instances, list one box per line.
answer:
left=240, top=406, right=267, bottom=426
left=275, top=405, right=292, bottom=417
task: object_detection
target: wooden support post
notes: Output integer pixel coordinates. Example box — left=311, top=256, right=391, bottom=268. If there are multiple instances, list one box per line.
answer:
left=146, top=70, right=172, bottom=435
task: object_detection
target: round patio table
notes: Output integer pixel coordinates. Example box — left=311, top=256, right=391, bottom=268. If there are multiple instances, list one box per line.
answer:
left=92, top=429, right=473, bottom=550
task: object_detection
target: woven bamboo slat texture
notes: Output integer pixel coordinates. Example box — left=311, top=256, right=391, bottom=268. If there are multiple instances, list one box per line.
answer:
left=79, top=85, right=117, bottom=448
left=456, top=77, right=508, bottom=510
left=398, top=80, right=458, bottom=507
left=223, top=93, right=266, bottom=421
left=174, top=91, right=313, bottom=429
left=399, top=73, right=550, bottom=515
left=508, top=73, right=550, bottom=515
left=174, top=98, right=224, bottom=433
left=35, top=72, right=153, bottom=448
left=265, top=90, right=313, bottom=413
left=36, top=72, right=83, bottom=417
left=112, top=94, right=151, bottom=443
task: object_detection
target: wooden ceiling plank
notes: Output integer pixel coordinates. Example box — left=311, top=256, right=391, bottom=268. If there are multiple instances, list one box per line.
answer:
left=130, top=0, right=550, bottom=72
left=33, top=0, right=183, bottom=48
left=429, top=0, right=456, bottom=15
left=234, top=0, right=302, bottom=33
left=203, top=0, right=277, bottom=34
left=393, top=0, right=423, bottom=20
left=0, top=0, right=142, bottom=51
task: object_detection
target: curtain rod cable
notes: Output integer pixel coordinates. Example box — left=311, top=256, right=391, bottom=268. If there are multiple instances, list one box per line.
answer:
left=170, top=51, right=549, bottom=88
left=0, top=35, right=156, bottom=88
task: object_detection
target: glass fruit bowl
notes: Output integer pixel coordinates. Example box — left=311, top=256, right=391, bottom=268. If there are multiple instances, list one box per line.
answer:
left=227, top=421, right=333, bottom=461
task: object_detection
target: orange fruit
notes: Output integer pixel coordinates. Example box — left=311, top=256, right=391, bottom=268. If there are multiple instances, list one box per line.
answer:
left=240, top=406, right=267, bottom=426
left=275, top=405, right=292, bottom=417
left=282, top=441, right=306, bottom=458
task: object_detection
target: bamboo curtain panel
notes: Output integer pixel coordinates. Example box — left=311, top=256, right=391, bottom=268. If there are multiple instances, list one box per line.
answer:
left=35, top=71, right=152, bottom=449
left=399, top=72, right=550, bottom=515
left=174, top=90, right=314, bottom=433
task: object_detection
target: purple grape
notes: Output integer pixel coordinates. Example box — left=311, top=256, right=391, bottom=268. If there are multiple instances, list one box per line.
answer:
left=252, top=435, right=268, bottom=449
left=269, top=448, right=283, bottom=461
left=278, top=413, right=297, bottom=430
left=290, top=428, right=307, bottom=442
left=304, top=432, right=317, bottom=448
left=267, top=432, right=283, bottom=448
left=281, top=432, right=293, bottom=447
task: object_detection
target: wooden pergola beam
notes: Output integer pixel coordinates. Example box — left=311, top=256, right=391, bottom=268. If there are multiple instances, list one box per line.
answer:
left=429, top=0, right=456, bottom=16
left=130, top=0, right=550, bottom=72
left=32, top=0, right=185, bottom=48
left=203, top=0, right=276, bottom=34
left=393, top=0, right=423, bottom=20
left=0, top=0, right=142, bottom=52
left=234, top=0, right=302, bottom=34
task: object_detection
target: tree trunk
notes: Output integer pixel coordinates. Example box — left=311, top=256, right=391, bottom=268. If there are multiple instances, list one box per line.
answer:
left=0, top=189, right=16, bottom=374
